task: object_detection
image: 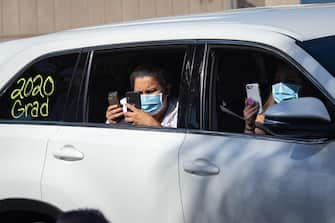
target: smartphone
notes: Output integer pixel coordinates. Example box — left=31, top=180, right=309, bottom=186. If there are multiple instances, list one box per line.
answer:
left=125, top=91, right=141, bottom=111
left=108, top=91, right=119, bottom=105
left=246, top=83, right=263, bottom=113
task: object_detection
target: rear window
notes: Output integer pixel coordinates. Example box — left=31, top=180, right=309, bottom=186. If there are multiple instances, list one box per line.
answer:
left=298, top=35, right=335, bottom=77
left=0, top=53, right=80, bottom=122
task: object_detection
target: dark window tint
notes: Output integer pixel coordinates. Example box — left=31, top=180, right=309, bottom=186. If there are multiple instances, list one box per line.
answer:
left=63, top=53, right=89, bottom=122
left=0, top=53, right=79, bottom=122
left=298, top=36, right=335, bottom=78
left=183, top=45, right=203, bottom=129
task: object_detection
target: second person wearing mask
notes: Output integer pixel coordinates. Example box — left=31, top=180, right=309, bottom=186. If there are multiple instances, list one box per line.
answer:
left=243, top=63, right=303, bottom=134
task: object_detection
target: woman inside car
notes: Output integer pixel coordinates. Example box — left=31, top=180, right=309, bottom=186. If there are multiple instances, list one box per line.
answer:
left=105, top=64, right=178, bottom=128
left=243, top=63, right=304, bottom=134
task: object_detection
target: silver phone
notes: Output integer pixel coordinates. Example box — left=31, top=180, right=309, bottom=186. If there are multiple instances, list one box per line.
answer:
left=246, top=83, right=263, bottom=113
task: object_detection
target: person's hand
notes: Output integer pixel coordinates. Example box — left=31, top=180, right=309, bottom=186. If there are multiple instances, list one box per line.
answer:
left=106, top=104, right=123, bottom=124
left=243, top=98, right=259, bottom=133
left=124, top=103, right=161, bottom=127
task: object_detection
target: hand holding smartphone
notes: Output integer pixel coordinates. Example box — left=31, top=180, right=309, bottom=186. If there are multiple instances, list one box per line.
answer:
left=108, top=91, right=119, bottom=105
left=107, top=91, right=124, bottom=123
left=125, top=91, right=141, bottom=111
left=246, top=83, right=263, bottom=113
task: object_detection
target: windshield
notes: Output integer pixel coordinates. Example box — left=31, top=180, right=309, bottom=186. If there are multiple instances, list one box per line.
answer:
left=298, top=35, right=335, bottom=78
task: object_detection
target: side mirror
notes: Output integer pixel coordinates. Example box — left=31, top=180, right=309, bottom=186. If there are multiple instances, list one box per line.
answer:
left=260, top=97, right=333, bottom=138
left=265, top=97, right=331, bottom=122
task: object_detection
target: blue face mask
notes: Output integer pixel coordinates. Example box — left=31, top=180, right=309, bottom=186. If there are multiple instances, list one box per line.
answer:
left=272, top=82, right=300, bottom=103
left=140, top=93, right=163, bottom=115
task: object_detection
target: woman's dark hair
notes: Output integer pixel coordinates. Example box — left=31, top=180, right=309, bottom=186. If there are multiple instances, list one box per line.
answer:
left=129, top=64, right=169, bottom=92
left=56, top=209, right=110, bottom=223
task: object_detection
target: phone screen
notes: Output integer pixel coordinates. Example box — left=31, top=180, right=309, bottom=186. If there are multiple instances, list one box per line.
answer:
left=246, top=83, right=263, bottom=113
left=125, top=91, right=141, bottom=110
left=108, top=91, right=119, bottom=105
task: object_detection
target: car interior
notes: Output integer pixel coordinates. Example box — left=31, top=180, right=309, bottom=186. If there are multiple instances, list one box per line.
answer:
left=209, top=46, right=335, bottom=134
left=86, top=46, right=187, bottom=124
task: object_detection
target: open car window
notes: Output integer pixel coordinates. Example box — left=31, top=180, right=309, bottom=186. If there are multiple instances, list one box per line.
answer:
left=86, top=45, right=188, bottom=128
left=206, top=44, right=335, bottom=138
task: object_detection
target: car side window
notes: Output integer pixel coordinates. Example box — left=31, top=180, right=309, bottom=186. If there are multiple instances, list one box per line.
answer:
left=207, top=45, right=335, bottom=137
left=86, top=45, right=187, bottom=128
left=0, top=53, right=80, bottom=122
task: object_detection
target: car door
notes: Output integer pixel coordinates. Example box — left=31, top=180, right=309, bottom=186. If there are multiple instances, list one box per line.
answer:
left=181, top=132, right=335, bottom=223
left=41, top=44, right=197, bottom=223
left=180, top=42, right=335, bottom=223
left=43, top=126, right=186, bottom=222
left=0, top=52, right=81, bottom=201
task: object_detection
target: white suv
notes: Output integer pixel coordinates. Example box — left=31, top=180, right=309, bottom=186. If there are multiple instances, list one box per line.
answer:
left=1, top=4, right=335, bottom=223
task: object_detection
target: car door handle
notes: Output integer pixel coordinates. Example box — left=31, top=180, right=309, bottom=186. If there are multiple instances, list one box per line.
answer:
left=183, top=159, right=220, bottom=176
left=53, top=145, right=84, bottom=161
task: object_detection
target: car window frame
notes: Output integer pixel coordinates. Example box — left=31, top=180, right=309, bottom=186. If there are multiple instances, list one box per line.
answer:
left=79, top=40, right=202, bottom=133
left=63, top=51, right=91, bottom=122
left=198, top=40, right=335, bottom=143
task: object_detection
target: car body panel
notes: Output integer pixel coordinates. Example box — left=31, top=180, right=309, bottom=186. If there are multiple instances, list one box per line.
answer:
left=0, top=124, right=59, bottom=200
left=180, top=133, right=335, bottom=223
left=41, top=126, right=185, bottom=222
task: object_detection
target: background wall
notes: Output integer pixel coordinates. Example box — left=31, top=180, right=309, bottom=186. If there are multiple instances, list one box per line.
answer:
left=0, top=0, right=327, bottom=41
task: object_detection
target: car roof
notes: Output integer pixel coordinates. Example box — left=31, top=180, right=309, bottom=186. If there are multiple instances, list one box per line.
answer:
left=1, top=4, right=334, bottom=51
left=0, top=3, right=334, bottom=86
left=72, top=3, right=335, bottom=42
